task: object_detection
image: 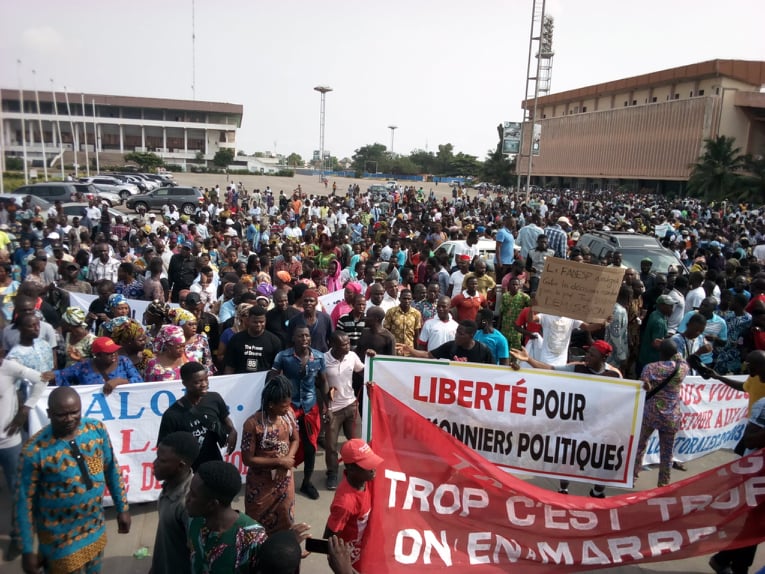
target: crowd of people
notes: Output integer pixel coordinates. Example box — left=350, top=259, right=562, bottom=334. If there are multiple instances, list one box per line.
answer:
left=0, top=179, right=764, bottom=573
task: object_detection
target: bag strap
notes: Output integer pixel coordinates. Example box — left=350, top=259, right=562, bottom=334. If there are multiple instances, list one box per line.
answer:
left=68, top=439, right=94, bottom=490
left=646, top=362, right=680, bottom=401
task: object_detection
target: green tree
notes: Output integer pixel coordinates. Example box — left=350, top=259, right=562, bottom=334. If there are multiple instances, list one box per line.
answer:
left=481, top=148, right=515, bottom=187
left=409, top=149, right=437, bottom=173
left=286, top=153, right=303, bottom=167
left=451, top=152, right=481, bottom=177
left=213, top=148, right=235, bottom=169
left=124, top=151, right=164, bottom=171
left=687, top=136, right=746, bottom=201
left=351, top=143, right=388, bottom=173
left=435, top=143, right=454, bottom=174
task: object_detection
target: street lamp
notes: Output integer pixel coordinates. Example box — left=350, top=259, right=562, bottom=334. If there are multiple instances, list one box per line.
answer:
left=314, top=85, right=332, bottom=182
left=388, top=125, right=398, bottom=156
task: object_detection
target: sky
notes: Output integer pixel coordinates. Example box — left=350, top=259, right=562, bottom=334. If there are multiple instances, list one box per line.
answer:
left=1, top=0, right=764, bottom=162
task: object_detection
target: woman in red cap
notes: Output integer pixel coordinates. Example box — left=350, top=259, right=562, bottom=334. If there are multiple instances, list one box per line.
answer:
left=54, top=336, right=142, bottom=393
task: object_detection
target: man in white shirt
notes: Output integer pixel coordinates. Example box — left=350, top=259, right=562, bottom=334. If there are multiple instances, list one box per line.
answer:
left=283, top=220, right=302, bottom=241
left=87, top=243, right=121, bottom=283
left=685, top=271, right=706, bottom=311
left=448, top=255, right=471, bottom=296
left=418, top=296, right=458, bottom=351
left=324, top=331, right=365, bottom=491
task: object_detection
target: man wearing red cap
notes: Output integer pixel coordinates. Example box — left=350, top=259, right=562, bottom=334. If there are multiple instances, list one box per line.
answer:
left=323, top=439, right=383, bottom=566
left=510, top=339, right=622, bottom=497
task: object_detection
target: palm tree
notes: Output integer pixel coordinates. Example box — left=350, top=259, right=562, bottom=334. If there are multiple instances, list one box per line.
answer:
left=741, top=154, right=765, bottom=204
left=687, top=136, right=746, bottom=201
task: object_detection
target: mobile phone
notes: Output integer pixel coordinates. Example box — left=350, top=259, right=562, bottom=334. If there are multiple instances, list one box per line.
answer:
left=305, top=538, right=330, bottom=554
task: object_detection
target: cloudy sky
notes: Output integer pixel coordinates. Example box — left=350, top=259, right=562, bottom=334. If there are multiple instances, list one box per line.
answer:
left=1, top=0, right=763, bottom=161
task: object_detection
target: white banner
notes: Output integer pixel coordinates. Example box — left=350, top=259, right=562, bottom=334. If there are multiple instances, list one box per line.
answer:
left=364, top=357, right=645, bottom=487
left=29, top=373, right=266, bottom=504
left=318, top=288, right=345, bottom=317
left=68, top=292, right=179, bottom=324
left=642, top=376, right=748, bottom=464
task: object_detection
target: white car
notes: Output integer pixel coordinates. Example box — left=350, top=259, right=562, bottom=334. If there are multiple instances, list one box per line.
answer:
left=79, top=176, right=140, bottom=200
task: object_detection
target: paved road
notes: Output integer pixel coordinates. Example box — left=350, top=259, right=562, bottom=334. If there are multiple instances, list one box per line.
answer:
left=1, top=444, right=762, bottom=573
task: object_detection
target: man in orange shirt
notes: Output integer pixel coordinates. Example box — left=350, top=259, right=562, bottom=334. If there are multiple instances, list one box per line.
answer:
left=451, top=275, right=486, bottom=322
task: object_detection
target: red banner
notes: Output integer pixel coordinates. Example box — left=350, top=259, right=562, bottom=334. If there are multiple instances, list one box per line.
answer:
left=358, top=387, right=765, bottom=573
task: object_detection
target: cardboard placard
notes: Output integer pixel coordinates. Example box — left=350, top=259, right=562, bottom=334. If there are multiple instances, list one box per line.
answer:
left=534, top=257, right=624, bottom=323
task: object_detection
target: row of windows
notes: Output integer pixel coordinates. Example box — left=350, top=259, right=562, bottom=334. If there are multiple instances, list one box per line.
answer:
left=541, top=86, right=720, bottom=118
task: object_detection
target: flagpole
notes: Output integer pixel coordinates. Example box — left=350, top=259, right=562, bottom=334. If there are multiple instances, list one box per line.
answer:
left=32, top=70, right=48, bottom=181
left=81, top=93, right=89, bottom=177
left=63, top=87, right=78, bottom=178
left=92, top=99, right=100, bottom=174
left=51, top=79, right=65, bottom=180
left=17, top=59, right=29, bottom=184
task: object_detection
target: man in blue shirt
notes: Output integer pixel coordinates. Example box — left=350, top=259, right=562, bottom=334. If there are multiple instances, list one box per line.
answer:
left=271, top=326, right=328, bottom=500
left=545, top=216, right=570, bottom=260
left=494, top=215, right=516, bottom=283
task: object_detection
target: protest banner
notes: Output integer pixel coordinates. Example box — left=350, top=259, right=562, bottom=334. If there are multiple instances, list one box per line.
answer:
left=358, top=386, right=765, bottom=573
left=365, top=357, right=645, bottom=487
left=643, top=376, right=749, bottom=464
left=534, top=258, right=624, bottom=323
left=28, top=373, right=266, bottom=504
left=319, top=288, right=345, bottom=317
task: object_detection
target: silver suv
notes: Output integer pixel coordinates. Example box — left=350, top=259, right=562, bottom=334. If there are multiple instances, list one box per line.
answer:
left=79, top=176, right=140, bottom=200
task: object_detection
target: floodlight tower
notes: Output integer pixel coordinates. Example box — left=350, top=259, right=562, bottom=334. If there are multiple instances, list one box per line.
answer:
left=517, top=0, right=554, bottom=200
left=314, top=85, right=332, bottom=180
left=388, top=125, right=398, bottom=156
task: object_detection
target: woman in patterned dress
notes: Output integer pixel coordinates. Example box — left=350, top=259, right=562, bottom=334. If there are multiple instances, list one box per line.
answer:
left=241, top=375, right=298, bottom=535
left=145, top=325, right=188, bottom=382
left=171, top=308, right=216, bottom=374
left=111, top=318, right=154, bottom=379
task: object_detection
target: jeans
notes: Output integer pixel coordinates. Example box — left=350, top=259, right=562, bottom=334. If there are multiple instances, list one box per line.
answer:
left=0, top=442, right=22, bottom=492
left=325, top=403, right=361, bottom=478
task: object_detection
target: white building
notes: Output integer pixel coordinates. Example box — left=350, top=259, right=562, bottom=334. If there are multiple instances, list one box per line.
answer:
left=0, top=89, right=243, bottom=170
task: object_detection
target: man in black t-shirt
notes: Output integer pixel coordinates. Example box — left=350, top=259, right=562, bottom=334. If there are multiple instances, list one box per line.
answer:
left=224, top=305, right=282, bottom=373
left=403, top=320, right=494, bottom=364
left=265, top=289, right=300, bottom=348
left=158, top=362, right=237, bottom=470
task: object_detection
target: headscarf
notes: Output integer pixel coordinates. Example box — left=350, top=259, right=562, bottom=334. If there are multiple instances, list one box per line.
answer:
left=99, top=315, right=130, bottom=337
left=256, top=282, right=276, bottom=298
left=170, top=308, right=196, bottom=326
left=111, top=319, right=146, bottom=346
left=345, top=282, right=362, bottom=295
left=106, top=293, right=129, bottom=315
left=234, top=303, right=254, bottom=332
left=62, top=307, right=88, bottom=328
left=146, top=300, right=170, bottom=320
left=154, top=324, right=185, bottom=353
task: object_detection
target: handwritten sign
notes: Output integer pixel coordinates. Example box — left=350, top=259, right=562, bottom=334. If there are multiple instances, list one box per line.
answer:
left=534, top=257, right=624, bottom=323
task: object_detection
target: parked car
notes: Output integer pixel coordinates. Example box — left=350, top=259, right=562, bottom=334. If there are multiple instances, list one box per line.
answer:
left=71, top=182, right=120, bottom=206
left=61, top=202, right=124, bottom=225
left=12, top=182, right=78, bottom=202
left=576, top=230, right=685, bottom=274
left=125, top=186, right=204, bottom=215
left=79, top=176, right=140, bottom=200
left=0, top=193, right=53, bottom=212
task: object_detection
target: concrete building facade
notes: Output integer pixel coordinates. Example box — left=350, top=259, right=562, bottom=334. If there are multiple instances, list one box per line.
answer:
left=0, top=89, right=243, bottom=170
left=519, top=59, right=765, bottom=193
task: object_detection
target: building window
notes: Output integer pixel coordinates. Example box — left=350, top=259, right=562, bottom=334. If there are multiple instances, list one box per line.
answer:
left=690, top=90, right=694, bottom=97
left=624, top=101, right=628, bottom=107
left=652, top=96, right=657, bottom=103
left=542, top=114, right=547, bottom=118
left=581, top=106, right=587, bottom=113
left=715, top=87, right=720, bottom=95
left=674, top=94, right=679, bottom=99
left=632, top=100, right=637, bottom=106
left=698, top=89, right=705, bottom=96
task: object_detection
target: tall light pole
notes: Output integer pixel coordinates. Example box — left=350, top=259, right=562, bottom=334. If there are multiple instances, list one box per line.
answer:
left=314, top=85, right=332, bottom=181
left=388, top=125, right=397, bottom=156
